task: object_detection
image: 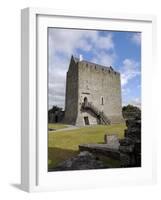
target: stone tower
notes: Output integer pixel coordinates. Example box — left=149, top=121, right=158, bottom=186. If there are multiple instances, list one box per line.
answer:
left=64, top=55, right=124, bottom=126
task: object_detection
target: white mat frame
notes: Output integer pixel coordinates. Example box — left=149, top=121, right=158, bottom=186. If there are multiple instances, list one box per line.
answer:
left=21, top=7, right=156, bottom=192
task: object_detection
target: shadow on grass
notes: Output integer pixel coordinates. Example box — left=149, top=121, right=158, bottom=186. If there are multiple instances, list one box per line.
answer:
left=48, top=147, right=121, bottom=171
left=48, top=147, right=79, bottom=170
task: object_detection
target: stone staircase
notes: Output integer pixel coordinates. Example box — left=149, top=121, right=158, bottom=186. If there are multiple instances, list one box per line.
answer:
left=81, top=102, right=111, bottom=125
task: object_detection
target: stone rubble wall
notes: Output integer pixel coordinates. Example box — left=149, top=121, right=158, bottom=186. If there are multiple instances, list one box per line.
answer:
left=119, top=113, right=141, bottom=167
left=50, top=114, right=141, bottom=171
left=51, top=151, right=106, bottom=171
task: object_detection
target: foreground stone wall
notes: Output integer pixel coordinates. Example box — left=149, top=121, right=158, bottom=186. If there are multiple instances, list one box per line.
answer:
left=51, top=151, right=106, bottom=171
left=79, top=144, right=120, bottom=159
left=50, top=114, right=141, bottom=171
left=119, top=113, right=141, bottom=167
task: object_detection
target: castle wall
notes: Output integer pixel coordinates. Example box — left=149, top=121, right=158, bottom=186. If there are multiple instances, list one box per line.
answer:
left=64, top=58, right=79, bottom=125
left=76, top=62, right=123, bottom=126
left=64, top=57, right=124, bottom=126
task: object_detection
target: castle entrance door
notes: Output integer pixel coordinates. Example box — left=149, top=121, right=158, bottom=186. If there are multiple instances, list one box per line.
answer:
left=84, top=116, right=89, bottom=125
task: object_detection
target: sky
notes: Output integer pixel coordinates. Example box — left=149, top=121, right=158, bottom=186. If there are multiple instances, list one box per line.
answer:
left=48, top=28, right=141, bottom=110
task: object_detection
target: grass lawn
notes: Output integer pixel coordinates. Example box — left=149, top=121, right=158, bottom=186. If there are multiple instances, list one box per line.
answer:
left=48, top=123, right=126, bottom=170
left=48, top=123, right=68, bottom=131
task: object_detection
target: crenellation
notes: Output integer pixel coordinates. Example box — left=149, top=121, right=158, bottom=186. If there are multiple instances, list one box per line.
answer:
left=78, top=59, right=119, bottom=76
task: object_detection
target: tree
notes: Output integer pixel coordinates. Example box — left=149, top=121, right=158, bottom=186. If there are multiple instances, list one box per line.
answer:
left=48, top=106, right=63, bottom=123
left=122, top=104, right=141, bottom=119
left=48, top=105, right=62, bottom=114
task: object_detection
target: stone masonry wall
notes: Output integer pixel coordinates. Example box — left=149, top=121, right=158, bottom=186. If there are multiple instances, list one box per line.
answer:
left=119, top=113, right=141, bottom=167
left=64, top=56, right=124, bottom=126
left=64, top=57, right=79, bottom=125
left=76, top=61, right=124, bottom=126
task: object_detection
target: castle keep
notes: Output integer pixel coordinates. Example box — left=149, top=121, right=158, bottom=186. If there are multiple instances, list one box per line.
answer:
left=64, top=55, right=124, bottom=126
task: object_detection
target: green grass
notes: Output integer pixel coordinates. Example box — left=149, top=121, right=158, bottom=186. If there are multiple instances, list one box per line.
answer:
left=48, top=123, right=68, bottom=130
left=48, top=124, right=126, bottom=169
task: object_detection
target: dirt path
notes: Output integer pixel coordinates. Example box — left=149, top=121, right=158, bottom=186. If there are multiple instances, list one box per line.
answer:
left=49, top=125, right=81, bottom=133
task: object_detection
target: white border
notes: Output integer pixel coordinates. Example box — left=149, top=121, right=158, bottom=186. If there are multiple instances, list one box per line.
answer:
left=21, top=7, right=156, bottom=192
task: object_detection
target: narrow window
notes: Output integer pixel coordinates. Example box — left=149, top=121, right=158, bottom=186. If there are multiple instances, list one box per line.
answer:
left=101, top=97, right=104, bottom=105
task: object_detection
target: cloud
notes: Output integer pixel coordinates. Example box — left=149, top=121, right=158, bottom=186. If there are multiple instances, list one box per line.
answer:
left=48, top=93, right=65, bottom=109
left=48, top=68, right=66, bottom=109
left=93, top=33, right=114, bottom=50
left=49, top=29, right=96, bottom=59
left=130, top=33, right=141, bottom=45
left=123, top=97, right=141, bottom=108
left=122, top=87, right=131, bottom=96
left=48, top=29, right=114, bottom=58
left=92, top=50, right=116, bottom=66
left=48, top=28, right=115, bottom=109
left=120, top=58, right=140, bottom=87
left=90, top=34, right=116, bottom=66
left=120, top=58, right=141, bottom=109
left=130, top=97, right=141, bottom=108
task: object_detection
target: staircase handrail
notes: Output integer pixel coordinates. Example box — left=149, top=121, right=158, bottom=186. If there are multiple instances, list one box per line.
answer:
left=81, top=102, right=111, bottom=125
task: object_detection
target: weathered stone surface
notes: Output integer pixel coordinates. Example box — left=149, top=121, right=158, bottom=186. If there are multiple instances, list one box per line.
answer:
left=52, top=151, right=106, bottom=171
left=120, top=153, right=136, bottom=167
left=79, top=144, right=120, bottom=159
left=119, top=113, right=141, bottom=167
left=119, top=137, right=134, bottom=146
left=119, top=145, right=134, bottom=153
left=51, top=113, right=141, bottom=171
left=104, top=134, right=120, bottom=150
left=64, top=55, right=124, bottom=126
left=126, top=119, right=141, bottom=129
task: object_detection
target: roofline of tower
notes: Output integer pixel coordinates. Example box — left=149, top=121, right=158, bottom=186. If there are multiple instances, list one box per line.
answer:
left=71, top=55, right=120, bottom=74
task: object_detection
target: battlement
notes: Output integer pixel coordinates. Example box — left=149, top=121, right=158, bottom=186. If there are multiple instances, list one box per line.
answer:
left=72, top=56, right=120, bottom=76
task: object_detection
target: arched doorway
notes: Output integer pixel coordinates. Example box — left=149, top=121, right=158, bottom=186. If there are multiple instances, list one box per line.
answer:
left=84, top=97, right=88, bottom=106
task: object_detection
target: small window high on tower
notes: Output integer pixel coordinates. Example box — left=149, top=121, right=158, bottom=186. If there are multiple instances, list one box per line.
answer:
left=101, top=97, right=104, bottom=105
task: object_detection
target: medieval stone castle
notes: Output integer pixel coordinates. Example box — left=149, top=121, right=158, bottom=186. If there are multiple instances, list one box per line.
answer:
left=64, top=55, right=124, bottom=126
